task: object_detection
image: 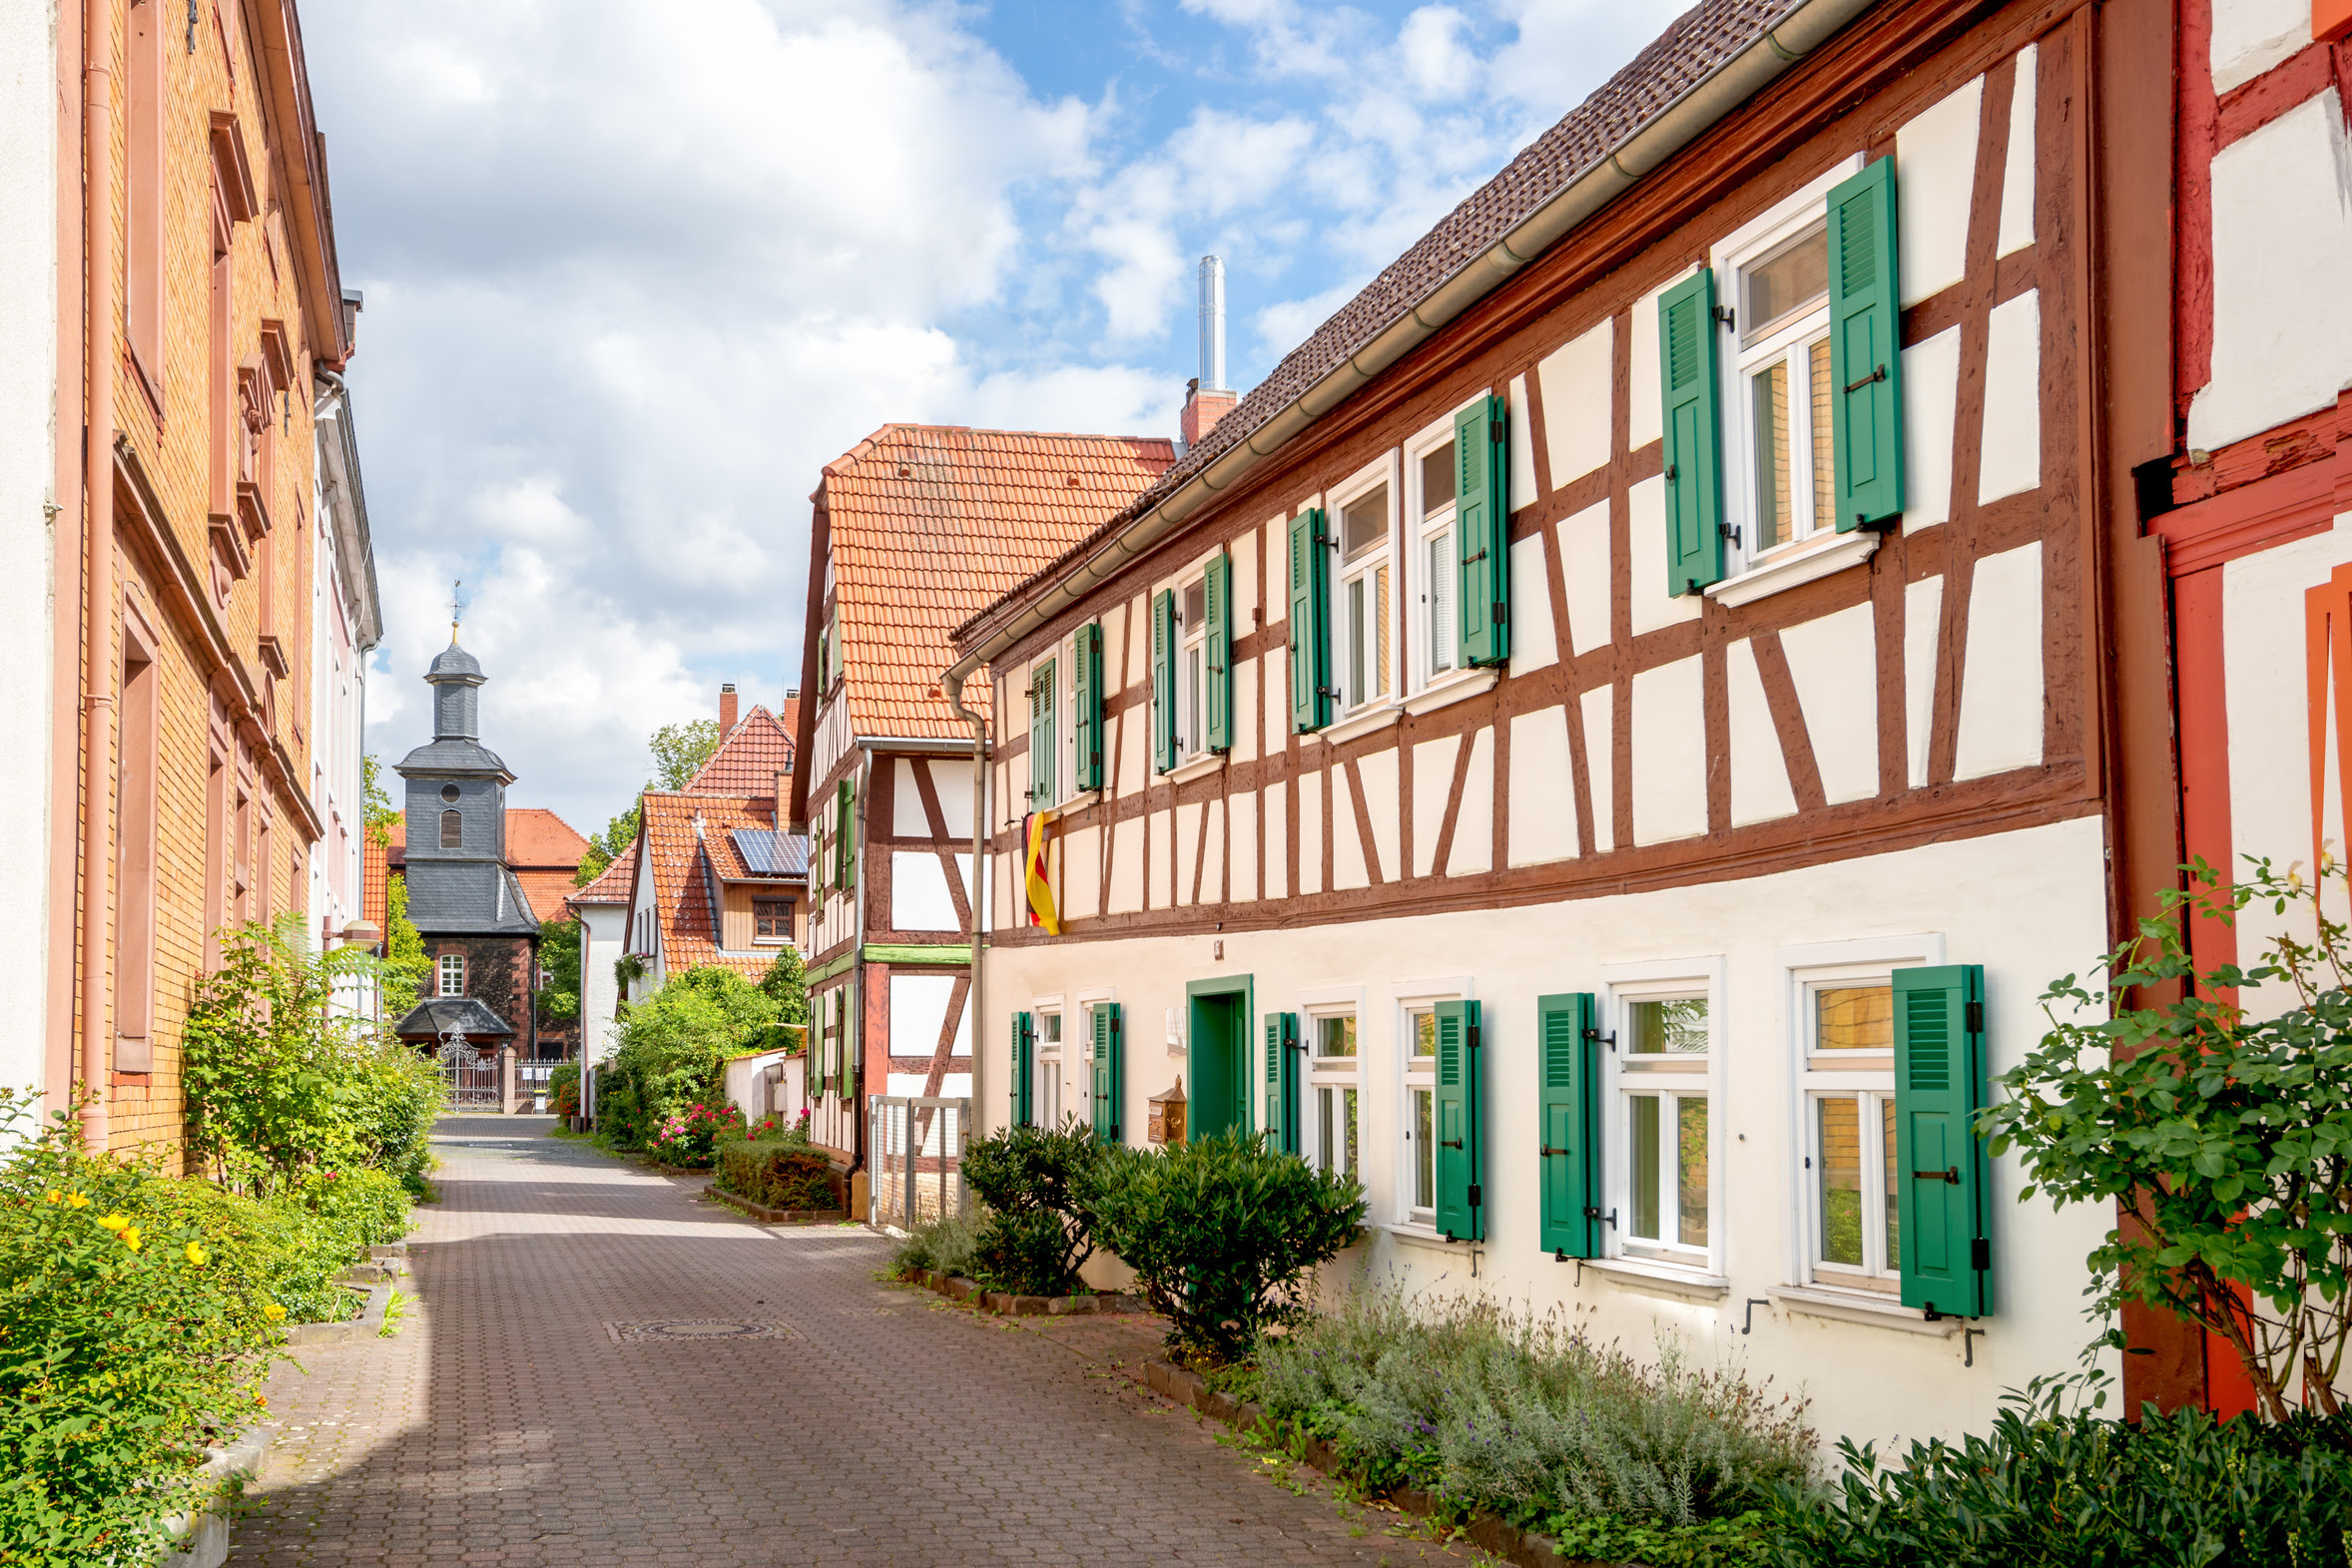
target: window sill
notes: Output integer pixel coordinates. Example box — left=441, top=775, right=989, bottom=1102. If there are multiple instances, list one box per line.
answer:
left=1162, top=754, right=1225, bottom=785
left=1587, top=1256, right=1730, bottom=1299
left=1308, top=705, right=1402, bottom=747
left=1403, top=666, right=1498, bottom=717
left=1373, top=1222, right=1472, bottom=1251
left=1768, top=1284, right=1961, bottom=1335
left=1705, top=530, right=1880, bottom=609
left=1044, top=788, right=1102, bottom=813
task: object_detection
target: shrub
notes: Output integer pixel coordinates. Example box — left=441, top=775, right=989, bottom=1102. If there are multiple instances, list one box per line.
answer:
left=0, top=1097, right=282, bottom=1565
left=960, top=1117, right=1103, bottom=1297
left=1086, top=1130, right=1366, bottom=1363
left=549, top=1060, right=581, bottom=1119
left=600, top=966, right=781, bottom=1149
left=892, top=1212, right=980, bottom=1280
left=340, top=1040, right=443, bottom=1198
left=1261, top=1290, right=1814, bottom=1531
left=645, top=1102, right=746, bottom=1168
left=1761, top=1384, right=2352, bottom=1567
left=715, top=1134, right=839, bottom=1212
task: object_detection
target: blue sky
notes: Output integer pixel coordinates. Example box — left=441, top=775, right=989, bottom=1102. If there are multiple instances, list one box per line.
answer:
left=308, top=0, right=1689, bottom=836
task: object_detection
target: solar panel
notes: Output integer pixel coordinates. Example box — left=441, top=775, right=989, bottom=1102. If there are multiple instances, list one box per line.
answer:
left=730, top=828, right=808, bottom=876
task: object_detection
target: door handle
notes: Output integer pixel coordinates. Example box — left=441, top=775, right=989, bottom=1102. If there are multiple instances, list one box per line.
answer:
left=1911, top=1166, right=1960, bottom=1184
left=1441, top=1139, right=1463, bottom=1150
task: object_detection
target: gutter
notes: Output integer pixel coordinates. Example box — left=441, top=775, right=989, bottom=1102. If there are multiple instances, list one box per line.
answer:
left=939, top=0, right=1876, bottom=691
left=79, top=0, right=114, bottom=1146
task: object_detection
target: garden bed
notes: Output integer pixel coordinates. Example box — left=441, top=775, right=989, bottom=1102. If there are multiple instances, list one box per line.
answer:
left=705, top=1186, right=845, bottom=1226
left=901, top=1265, right=1145, bottom=1316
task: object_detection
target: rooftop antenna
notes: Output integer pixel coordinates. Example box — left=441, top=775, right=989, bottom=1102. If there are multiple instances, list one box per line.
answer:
left=1197, top=256, right=1226, bottom=393
left=450, top=579, right=465, bottom=644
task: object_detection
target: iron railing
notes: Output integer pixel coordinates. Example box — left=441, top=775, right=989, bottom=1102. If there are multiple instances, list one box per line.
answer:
left=867, top=1096, right=972, bottom=1231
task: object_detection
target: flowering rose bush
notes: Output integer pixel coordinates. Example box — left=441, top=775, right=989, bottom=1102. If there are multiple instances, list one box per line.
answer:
left=646, top=1102, right=748, bottom=1169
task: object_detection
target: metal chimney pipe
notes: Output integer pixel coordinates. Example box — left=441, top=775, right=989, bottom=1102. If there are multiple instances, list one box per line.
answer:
left=1197, top=256, right=1226, bottom=392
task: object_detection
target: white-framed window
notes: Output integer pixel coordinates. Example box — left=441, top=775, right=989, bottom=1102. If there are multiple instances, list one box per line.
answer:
left=1179, top=575, right=1208, bottom=759
left=1403, top=1004, right=1438, bottom=1224
left=437, top=953, right=465, bottom=997
left=1308, top=1010, right=1360, bottom=1181
left=1037, top=1007, right=1064, bottom=1127
left=1408, top=423, right=1458, bottom=686
left=1716, top=155, right=1864, bottom=574
left=1602, top=960, right=1723, bottom=1272
left=1330, top=461, right=1395, bottom=712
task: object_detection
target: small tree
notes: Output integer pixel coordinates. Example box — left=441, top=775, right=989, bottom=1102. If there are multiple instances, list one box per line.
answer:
left=573, top=802, right=641, bottom=886
left=759, top=945, right=810, bottom=1029
left=537, top=917, right=583, bottom=1024
left=649, top=720, right=722, bottom=790
left=380, top=877, right=430, bottom=1021
left=960, top=1117, right=1103, bottom=1296
left=600, top=965, right=779, bottom=1147
left=1087, top=1130, right=1367, bottom=1365
left=1984, top=857, right=2352, bottom=1418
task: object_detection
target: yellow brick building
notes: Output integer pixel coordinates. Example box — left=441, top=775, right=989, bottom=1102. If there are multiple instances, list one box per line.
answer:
left=50, top=0, right=351, bottom=1159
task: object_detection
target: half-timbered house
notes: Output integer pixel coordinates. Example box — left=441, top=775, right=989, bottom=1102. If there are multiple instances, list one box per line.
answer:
left=790, top=425, right=1174, bottom=1202
left=948, top=0, right=2177, bottom=1447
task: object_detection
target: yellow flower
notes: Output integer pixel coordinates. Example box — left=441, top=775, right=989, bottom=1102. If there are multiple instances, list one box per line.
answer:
left=184, top=1242, right=207, bottom=1266
left=122, top=1228, right=142, bottom=1253
left=44, top=1190, right=61, bottom=1205
left=67, top=1193, right=90, bottom=1210
left=264, top=1303, right=287, bottom=1321
left=95, top=1213, right=129, bottom=1232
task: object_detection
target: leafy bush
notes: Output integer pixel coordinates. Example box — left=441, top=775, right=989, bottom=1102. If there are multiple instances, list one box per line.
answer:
left=0, top=1097, right=281, bottom=1565
left=549, top=1060, right=581, bottom=1119
left=892, top=1212, right=980, bottom=1280
left=165, top=1167, right=405, bottom=1326
left=645, top=1102, right=746, bottom=1168
left=340, top=1040, right=443, bottom=1198
left=1762, top=1384, right=2352, bottom=1567
left=1982, top=856, right=2352, bottom=1417
left=960, top=1117, right=1103, bottom=1296
left=1086, top=1130, right=1366, bottom=1362
left=759, top=946, right=811, bottom=1029
left=714, top=1134, right=839, bottom=1212
left=1260, top=1291, right=1814, bottom=1532
left=599, top=966, right=782, bottom=1148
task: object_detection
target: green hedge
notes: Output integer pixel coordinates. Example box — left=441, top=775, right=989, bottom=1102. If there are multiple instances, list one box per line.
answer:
left=714, top=1135, right=838, bottom=1212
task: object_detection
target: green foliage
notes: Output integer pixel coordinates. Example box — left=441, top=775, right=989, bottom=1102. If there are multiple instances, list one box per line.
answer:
left=1085, top=1130, right=1366, bottom=1363
left=183, top=919, right=441, bottom=1198
left=649, top=719, right=722, bottom=790
left=573, top=802, right=641, bottom=887
left=759, top=946, right=811, bottom=1029
left=536, top=917, right=583, bottom=1024
left=1546, top=1510, right=1773, bottom=1568
left=598, top=966, right=782, bottom=1149
left=0, top=1095, right=281, bottom=1565
left=891, top=1212, right=980, bottom=1280
left=549, top=1060, right=581, bottom=1119
left=646, top=1102, right=748, bottom=1168
left=960, top=1117, right=1103, bottom=1297
left=1981, top=857, right=2352, bottom=1417
left=1259, top=1291, right=1815, bottom=1530
left=381, top=876, right=430, bottom=1021
left=715, top=1130, right=839, bottom=1212
left=361, top=753, right=399, bottom=846
left=1761, top=1382, right=2352, bottom=1567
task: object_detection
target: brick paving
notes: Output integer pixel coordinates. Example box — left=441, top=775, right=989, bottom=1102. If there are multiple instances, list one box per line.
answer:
left=229, top=1118, right=1481, bottom=1567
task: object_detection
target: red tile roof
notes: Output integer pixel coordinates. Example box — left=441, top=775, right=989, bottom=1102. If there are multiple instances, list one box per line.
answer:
left=639, top=789, right=802, bottom=980
left=568, top=842, right=638, bottom=907
left=684, top=701, right=799, bottom=795
left=819, top=426, right=1174, bottom=740
left=505, top=807, right=591, bottom=868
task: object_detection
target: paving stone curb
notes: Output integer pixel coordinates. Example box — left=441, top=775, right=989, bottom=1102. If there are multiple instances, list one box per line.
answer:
left=1137, top=1358, right=1643, bottom=1568
left=705, top=1185, right=849, bottom=1226
left=158, top=1426, right=275, bottom=1568
left=903, top=1267, right=1146, bottom=1315
left=285, top=1283, right=392, bottom=1346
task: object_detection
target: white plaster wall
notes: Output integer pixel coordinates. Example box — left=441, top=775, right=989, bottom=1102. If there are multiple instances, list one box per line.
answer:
left=1299, top=771, right=1324, bottom=894
left=1451, top=728, right=1495, bottom=874
left=1978, top=289, right=2043, bottom=504
left=931, top=758, right=973, bottom=840
left=1201, top=797, right=1226, bottom=904
left=1896, top=75, right=1984, bottom=307
left=1148, top=806, right=1173, bottom=907
left=1506, top=373, right=1538, bottom=513
left=1905, top=575, right=1945, bottom=788
left=1262, top=782, right=1288, bottom=900
left=576, top=903, right=627, bottom=1066
left=1229, top=787, right=1258, bottom=903
left=1506, top=706, right=1579, bottom=865
left=1629, top=279, right=1666, bottom=450
left=1107, top=819, right=1143, bottom=913
left=1901, top=327, right=1961, bottom=534
left=1628, top=476, right=1697, bottom=636
left=1062, top=825, right=1100, bottom=921
left=1360, top=748, right=1400, bottom=881
left=889, top=972, right=968, bottom=1061
left=973, top=813, right=2114, bottom=1454
left=1561, top=499, right=1612, bottom=655
left=891, top=850, right=960, bottom=932
left=2223, top=515, right=2352, bottom=987
left=1538, top=315, right=1613, bottom=488
left=1176, top=800, right=1203, bottom=904
left=0, top=0, right=54, bottom=1094
left=1954, top=542, right=2046, bottom=780
left=890, top=758, right=926, bottom=835
left=1233, top=658, right=1260, bottom=763
left=1507, top=532, right=1556, bottom=676
left=2190, top=95, right=2352, bottom=454
left=1333, top=771, right=1368, bottom=890
left=1727, top=639, right=1798, bottom=826
left=1412, top=735, right=1460, bottom=877
left=1581, top=687, right=1615, bottom=853
left=2211, top=0, right=2311, bottom=91
left=1781, top=603, right=1880, bottom=804
left=1997, top=45, right=2038, bottom=258
left=1632, top=657, right=1707, bottom=844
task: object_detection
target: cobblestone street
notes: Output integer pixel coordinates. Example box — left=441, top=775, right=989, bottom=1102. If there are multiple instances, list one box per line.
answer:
left=229, top=1119, right=1478, bottom=1567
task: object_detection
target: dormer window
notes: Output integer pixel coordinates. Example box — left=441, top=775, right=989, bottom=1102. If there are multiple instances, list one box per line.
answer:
left=439, top=809, right=462, bottom=848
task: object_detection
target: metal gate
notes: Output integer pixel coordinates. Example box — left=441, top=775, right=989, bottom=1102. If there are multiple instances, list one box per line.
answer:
left=438, top=1040, right=502, bottom=1111
left=868, top=1096, right=971, bottom=1231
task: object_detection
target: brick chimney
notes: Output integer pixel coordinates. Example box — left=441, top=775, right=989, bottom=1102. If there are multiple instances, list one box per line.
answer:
left=720, top=683, right=738, bottom=733
left=1182, top=256, right=1239, bottom=449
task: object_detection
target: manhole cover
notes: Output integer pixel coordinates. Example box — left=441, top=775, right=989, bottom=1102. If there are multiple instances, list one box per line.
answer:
left=603, top=1319, right=796, bottom=1343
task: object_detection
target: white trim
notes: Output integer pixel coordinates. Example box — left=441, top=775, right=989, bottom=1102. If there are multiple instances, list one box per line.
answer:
left=1599, top=956, right=1727, bottom=1274
left=1391, top=973, right=1476, bottom=1002
left=1704, top=530, right=1879, bottom=608
left=1308, top=704, right=1402, bottom=746
left=1375, top=1222, right=1473, bottom=1252
left=1584, top=1256, right=1731, bottom=1298
left=1768, top=1284, right=1960, bottom=1335
left=1402, top=665, right=1497, bottom=716
left=1163, top=754, right=1225, bottom=785
left=1046, top=786, right=1101, bottom=814
left=1297, top=981, right=1370, bottom=1011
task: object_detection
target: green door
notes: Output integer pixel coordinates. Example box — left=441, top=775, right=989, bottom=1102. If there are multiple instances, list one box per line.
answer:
left=1188, top=993, right=1249, bottom=1140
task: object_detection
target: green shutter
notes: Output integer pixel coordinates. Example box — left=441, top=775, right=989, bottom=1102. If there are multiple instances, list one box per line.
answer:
left=1433, top=1000, right=1484, bottom=1242
left=1455, top=396, right=1511, bottom=668
left=835, top=779, right=855, bottom=890
left=1028, top=661, right=1056, bottom=805
left=1151, top=589, right=1178, bottom=774
left=1288, top=509, right=1330, bottom=733
left=1537, top=992, right=1600, bottom=1259
left=1894, top=964, right=1992, bottom=1317
left=1091, top=1002, right=1124, bottom=1145
left=1074, top=624, right=1103, bottom=790
left=1658, top=268, right=1724, bottom=597
left=1264, top=1013, right=1300, bottom=1156
left=1205, top=552, right=1233, bottom=753
left=1829, top=157, right=1905, bottom=532
left=1011, top=1012, right=1034, bottom=1127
